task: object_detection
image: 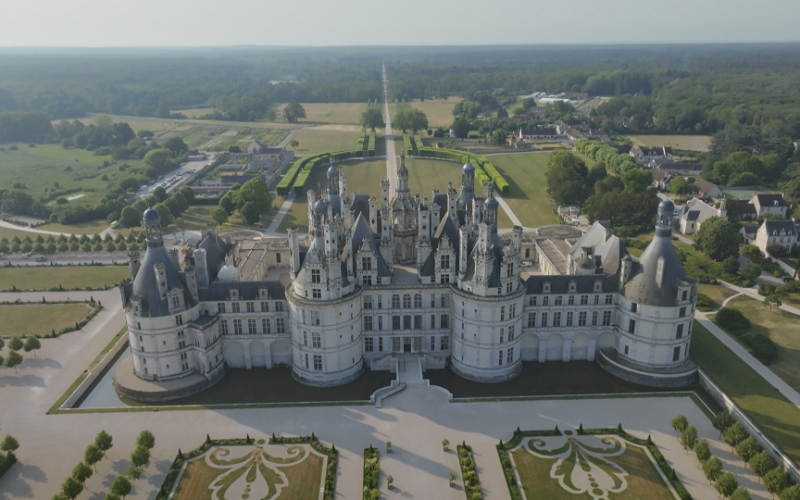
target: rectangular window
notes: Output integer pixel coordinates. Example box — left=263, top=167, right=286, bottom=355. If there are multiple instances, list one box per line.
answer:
left=311, top=269, right=321, bottom=283
left=555, top=296, right=563, bottom=306
left=568, top=295, right=575, bottom=306
left=440, top=274, right=450, bottom=284
left=261, top=301, right=269, bottom=312
left=232, top=302, right=240, bottom=313
left=175, top=314, right=183, bottom=326
left=500, top=328, right=504, bottom=343
left=592, top=311, right=598, bottom=326
left=431, top=314, right=436, bottom=329
left=377, top=295, right=383, bottom=309
left=682, top=290, right=688, bottom=301
left=529, top=296, right=537, bottom=306
left=313, top=289, right=321, bottom=299
left=553, top=312, right=561, bottom=327
left=594, top=295, right=600, bottom=305
left=498, top=350, right=504, bottom=366
left=566, top=312, right=573, bottom=327
left=602, top=311, right=611, bottom=326
left=414, top=294, right=422, bottom=308
left=392, top=315, right=401, bottom=330
left=673, top=346, right=681, bottom=362
left=631, top=303, right=638, bottom=313
left=403, top=315, right=411, bottom=330
left=275, top=302, right=283, bottom=312
left=310, top=311, right=320, bottom=326
left=364, top=295, right=373, bottom=309
left=580, top=295, right=588, bottom=305
left=365, top=337, right=374, bottom=352
left=528, top=312, right=537, bottom=328
left=624, top=345, right=629, bottom=355
left=218, top=302, right=226, bottom=313
left=676, top=324, right=684, bottom=339
left=414, top=315, right=422, bottom=329
left=579, top=311, right=587, bottom=326
left=378, top=316, right=383, bottom=331
left=441, top=254, right=450, bottom=269
left=628, top=319, right=636, bottom=334
left=364, top=316, right=373, bottom=331
left=247, top=318, right=256, bottom=334
left=510, top=304, right=516, bottom=319
left=441, top=315, right=449, bottom=329
left=246, top=302, right=255, bottom=313
left=441, top=294, right=450, bottom=308
left=440, top=336, right=449, bottom=350
left=221, top=320, right=230, bottom=335
left=362, top=256, right=372, bottom=271
left=378, top=336, right=384, bottom=352
left=303, top=331, right=308, bottom=346
left=304, top=353, right=309, bottom=369
left=313, top=354, right=322, bottom=371
left=507, top=347, right=514, bottom=364
left=233, top=319, right=243, bottom=335
left=363, top=275, right=372, bottom=286
left=392, top=337, right=401, bottom=352
left=542, top=296, right=549, bottom=306
left=430, top=336, right=436, bottom=350
left=509, top=325, right=515, bottom=341
left=679, top=307, right=686, bottom=317
left=500, top=306, right=506, bottom=321
left=276, top=318, right=285, bottom=333
left=605, top=294, right=613, bottom=305
left=276, top=253, right=281, bottom=263
left=262, top=318, right=271, bottom=334
left=541, top=312, right=548, bottom=327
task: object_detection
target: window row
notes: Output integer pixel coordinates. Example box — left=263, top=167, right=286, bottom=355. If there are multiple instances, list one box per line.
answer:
left=364, top=314, right=450, bottom=331
left=220, top=318, right=286, bottom=335
left=527, top=294, right=614, bottom=307
left=217, top=301, right=285, bottom=314
left=364, top=293, right=450, bottom=310
left=363, top=335, right=450, bottom=352
left=526, top=310, right=612, bottom=328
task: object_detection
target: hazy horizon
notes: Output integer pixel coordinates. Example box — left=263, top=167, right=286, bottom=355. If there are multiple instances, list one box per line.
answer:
left=2, top=0, right=799, bottom=47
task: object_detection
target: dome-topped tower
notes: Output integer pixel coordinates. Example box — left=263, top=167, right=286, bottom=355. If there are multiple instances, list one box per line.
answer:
left=327, top=164, right=341, bottom=215
left=456, top=162, right=475, bottom=213
left=143, top=207, right=164, bottom=248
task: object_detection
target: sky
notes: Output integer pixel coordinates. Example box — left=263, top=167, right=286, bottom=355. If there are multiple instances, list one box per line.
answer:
left=2, top=0, right=799, bottom=47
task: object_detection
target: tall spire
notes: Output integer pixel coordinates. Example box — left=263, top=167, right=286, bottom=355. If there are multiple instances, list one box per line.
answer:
left=397, top=152, right=409, bottom=193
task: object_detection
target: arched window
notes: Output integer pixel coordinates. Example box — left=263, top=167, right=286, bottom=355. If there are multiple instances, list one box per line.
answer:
left=392, top=294, right=400, bottom=308
left=414, top=294, right=422, bottom=308
left=403, top=294, right=411, bottom=309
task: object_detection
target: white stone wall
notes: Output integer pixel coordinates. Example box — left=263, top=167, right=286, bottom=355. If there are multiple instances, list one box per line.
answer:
left=615, top=295, right=694, bottom=369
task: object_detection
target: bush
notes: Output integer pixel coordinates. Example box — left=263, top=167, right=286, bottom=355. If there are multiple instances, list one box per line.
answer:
left=362, top=446, right=379, bottom=499
left=457, top=443, right=482, bottom=500
left=715, top=308, right=751, bottom=331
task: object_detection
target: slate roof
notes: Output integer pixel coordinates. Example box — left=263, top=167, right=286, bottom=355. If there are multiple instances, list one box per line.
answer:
left=198, top=280, right=286, bottom=301
left=198, top=232, right=231, bottom=281
left=622, top=228, right=696, bottom=307
left=763, top=220, right=797, bottom=236
left=756, top=194, right=787, bottom=208
left=525, top=274, right=618, bottom=294
left=129, top=245, right=196, bottom=317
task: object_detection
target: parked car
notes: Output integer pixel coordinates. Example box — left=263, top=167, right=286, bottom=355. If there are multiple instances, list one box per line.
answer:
left=35, top=255, right=47, bottom=262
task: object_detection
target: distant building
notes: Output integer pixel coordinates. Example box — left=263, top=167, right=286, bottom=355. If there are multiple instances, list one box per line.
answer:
left=631, top=145, right=673, bottom=164
left=678, top=198, right=727, bottom=235
left=750, top=193, right=788, bottom=218
left=750, top=219, right=798, bottom=255
left=693, top=179, right=723, bottom=199
left=647, top=159, right=702, bottom=176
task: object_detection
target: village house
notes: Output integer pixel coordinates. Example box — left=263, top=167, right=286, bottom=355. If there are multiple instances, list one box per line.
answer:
left=677, top=198, right=727, bottom=235
left=631, top=145, right=673, bottom=164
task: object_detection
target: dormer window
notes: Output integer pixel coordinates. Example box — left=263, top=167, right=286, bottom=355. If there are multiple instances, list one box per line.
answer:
left=568, top=281, right=576, bottom=292
left=311, top=269, right=321, bottom=284
left=543, top=282, right=550, bottom=293
left=593, top=280, right=602, bottom=292
left=229, top=289, right=239, bottom=300
left=259, top=288, right=269, bottom=299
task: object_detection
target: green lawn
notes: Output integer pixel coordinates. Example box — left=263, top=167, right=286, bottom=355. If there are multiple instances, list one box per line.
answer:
left=0, top=225, right=44, bottom=241
left=489, top=152, right=561, bottom=228
left=627, top=135, right=711, bottom=153
left=697, top=284, right=737, bottom=310
left=37, top=219, right=111, bottom=235
left=182, top=203, right=274, bottom=232
left=276, top=102, right=367, bottom=125
left=0, top=303, right=93, bottom=337
left=0, top=265, right=129, bottom=291
left=691, top=321, right=800, bottom=465
left=290, top=128, right=359, bottom=157
left=720, top=299, right=800, bottom=392
left=407, top=98, right=461, bottom=128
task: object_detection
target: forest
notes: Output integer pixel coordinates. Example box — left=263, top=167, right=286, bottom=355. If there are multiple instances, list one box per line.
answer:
left=2, top=44, right=800, bottom=140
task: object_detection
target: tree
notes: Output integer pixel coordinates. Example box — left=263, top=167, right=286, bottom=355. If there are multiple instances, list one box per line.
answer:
left=126, top=464, right=142, bottom=480
left=724, top=422, right=748, bottom=450
left=764, top=467, right=788, bottom=499
left=730, top=487, right=751, bottom=500
left=110, top=476, right=133, bottom=499
left=764, top=294, right=782, bottom=310
left=142, top=149, right=173, bottom=177
left=496, top=107, right=508, bottom=119
left=693, top=217, right=741, bottom=261
left=8, top=335, right=23, bottom=351
left=723, top=256, right=740, bottom=274
left=72, top=462, right=93, bottom=483
left=23, top=335, right=40, bottom=357
left=680, top=426, right=698, bottom=451
left=702, top=456, right=723, bottom=482
left=103, top=494, right=121, bottom=500
left=289, top=140, right=299, bottom=149
left=546, top=151, right=591, bottom=206
left=84, top=443, right=103, bottom=471
left=741, top=244, right=763, bottom=263
left=235, top=178, right=272, bottom=213
left=153, top=203, right=173, bottom=227
left=0, top=435, right=19, bottom=453
left=668, top=177, right=699, bottom=198
left=715, top=472, right=739, bottom=498
left=219, top=193, right=236, bottom=215
left=163, top=197, right=182, bottom=218
left=621, top=168, right=652, bottom=193
left=240, top=202, right=260, bottom=225
left=750, top=450, right=776, bottom=479
left=210, top=206, right=229, bottom=225
left=95, top=430, right=113, bottom=456
left=779, top=485, right=800, bottom=500
left=5, top=350, right=22, bottom=373
left=491, top=129, right=508, bottom=146
left=283, top=102, right=306, bottom=123
left=178, top=185, right=195, bottom=204
left=393, top=108, right=428, bottom=134
left=360, top=108, right=384, bottom=131
left=228, top=145, right=241, bottom=153
left=670, top=414, right=688, bottom=435
left=152, top=186, right=168, bottom=202
left=694, top=439, right=711, bottom=462
left=164, top=137, right=187, bottom=155
left=130, top=445, right=150, bottom=468
left=137, top=430, right=156, bottom=450
left=735, top=436, right=761, bottom=464
left=61, top=476, right=84, bottom=500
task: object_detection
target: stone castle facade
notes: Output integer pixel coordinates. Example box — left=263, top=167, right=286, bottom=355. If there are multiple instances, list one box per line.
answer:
left=117, top=156, right=699, bottom=401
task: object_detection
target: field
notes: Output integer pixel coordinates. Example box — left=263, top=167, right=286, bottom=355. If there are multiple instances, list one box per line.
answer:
left=36, top=219, right=111, bottom=235
left=172, top=443, right=325, bottom=500
left=0, top=303, right=93, bottom=337
left=696, top=283, right=737, bottom=310
left=183, top=203, right=276, bottom=231
left=0, top=265, right=129, bottom=291
left=290, top=128, right=359, bottom=157
left=510, top=436, right=675, bottom=500
left=407, top=97, right=461, bottom=128
left=627, top=135, right=711, bottom=152
left=276, top=102, right=367, bottom=125
left=489, top=152, right=563, bottom=228
left=719, top=297, right=800, bottom=392
left=691, top=321, right=800, bottom=464
left=0, top=143, right=135, bottom=207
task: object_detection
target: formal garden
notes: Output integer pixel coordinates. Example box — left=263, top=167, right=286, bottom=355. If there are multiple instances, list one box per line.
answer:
left=162, top=434, right=336, bottom=500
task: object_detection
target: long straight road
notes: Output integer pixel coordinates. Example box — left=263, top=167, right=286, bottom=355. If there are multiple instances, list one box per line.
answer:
left=383, top=62, right=397, bottom=200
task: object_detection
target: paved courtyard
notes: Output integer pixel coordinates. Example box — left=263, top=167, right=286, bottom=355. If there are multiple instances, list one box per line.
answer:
left=0, top=290, right=770, bottom=499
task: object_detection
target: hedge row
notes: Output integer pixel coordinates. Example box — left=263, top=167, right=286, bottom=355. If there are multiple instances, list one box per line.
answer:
left=457, top=443, right=482, bottom=500
left=403, top=133, right=415, bottom=156
left=0, top=452, right=16, bottom=481
left=294, top=151, right=354, bottom=195
left=368, top=131, right=376, bottom=157
left=417, top=148, right=509, bottom=194
left=362, top=446, right=379, bottom=500
left=276, top=159, right=304, bottom=196
left=356, top=129, right=368, bottom=155
left=414, top=135, right=424, bottom=153
left=497, top=425, right=692, bottom=500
